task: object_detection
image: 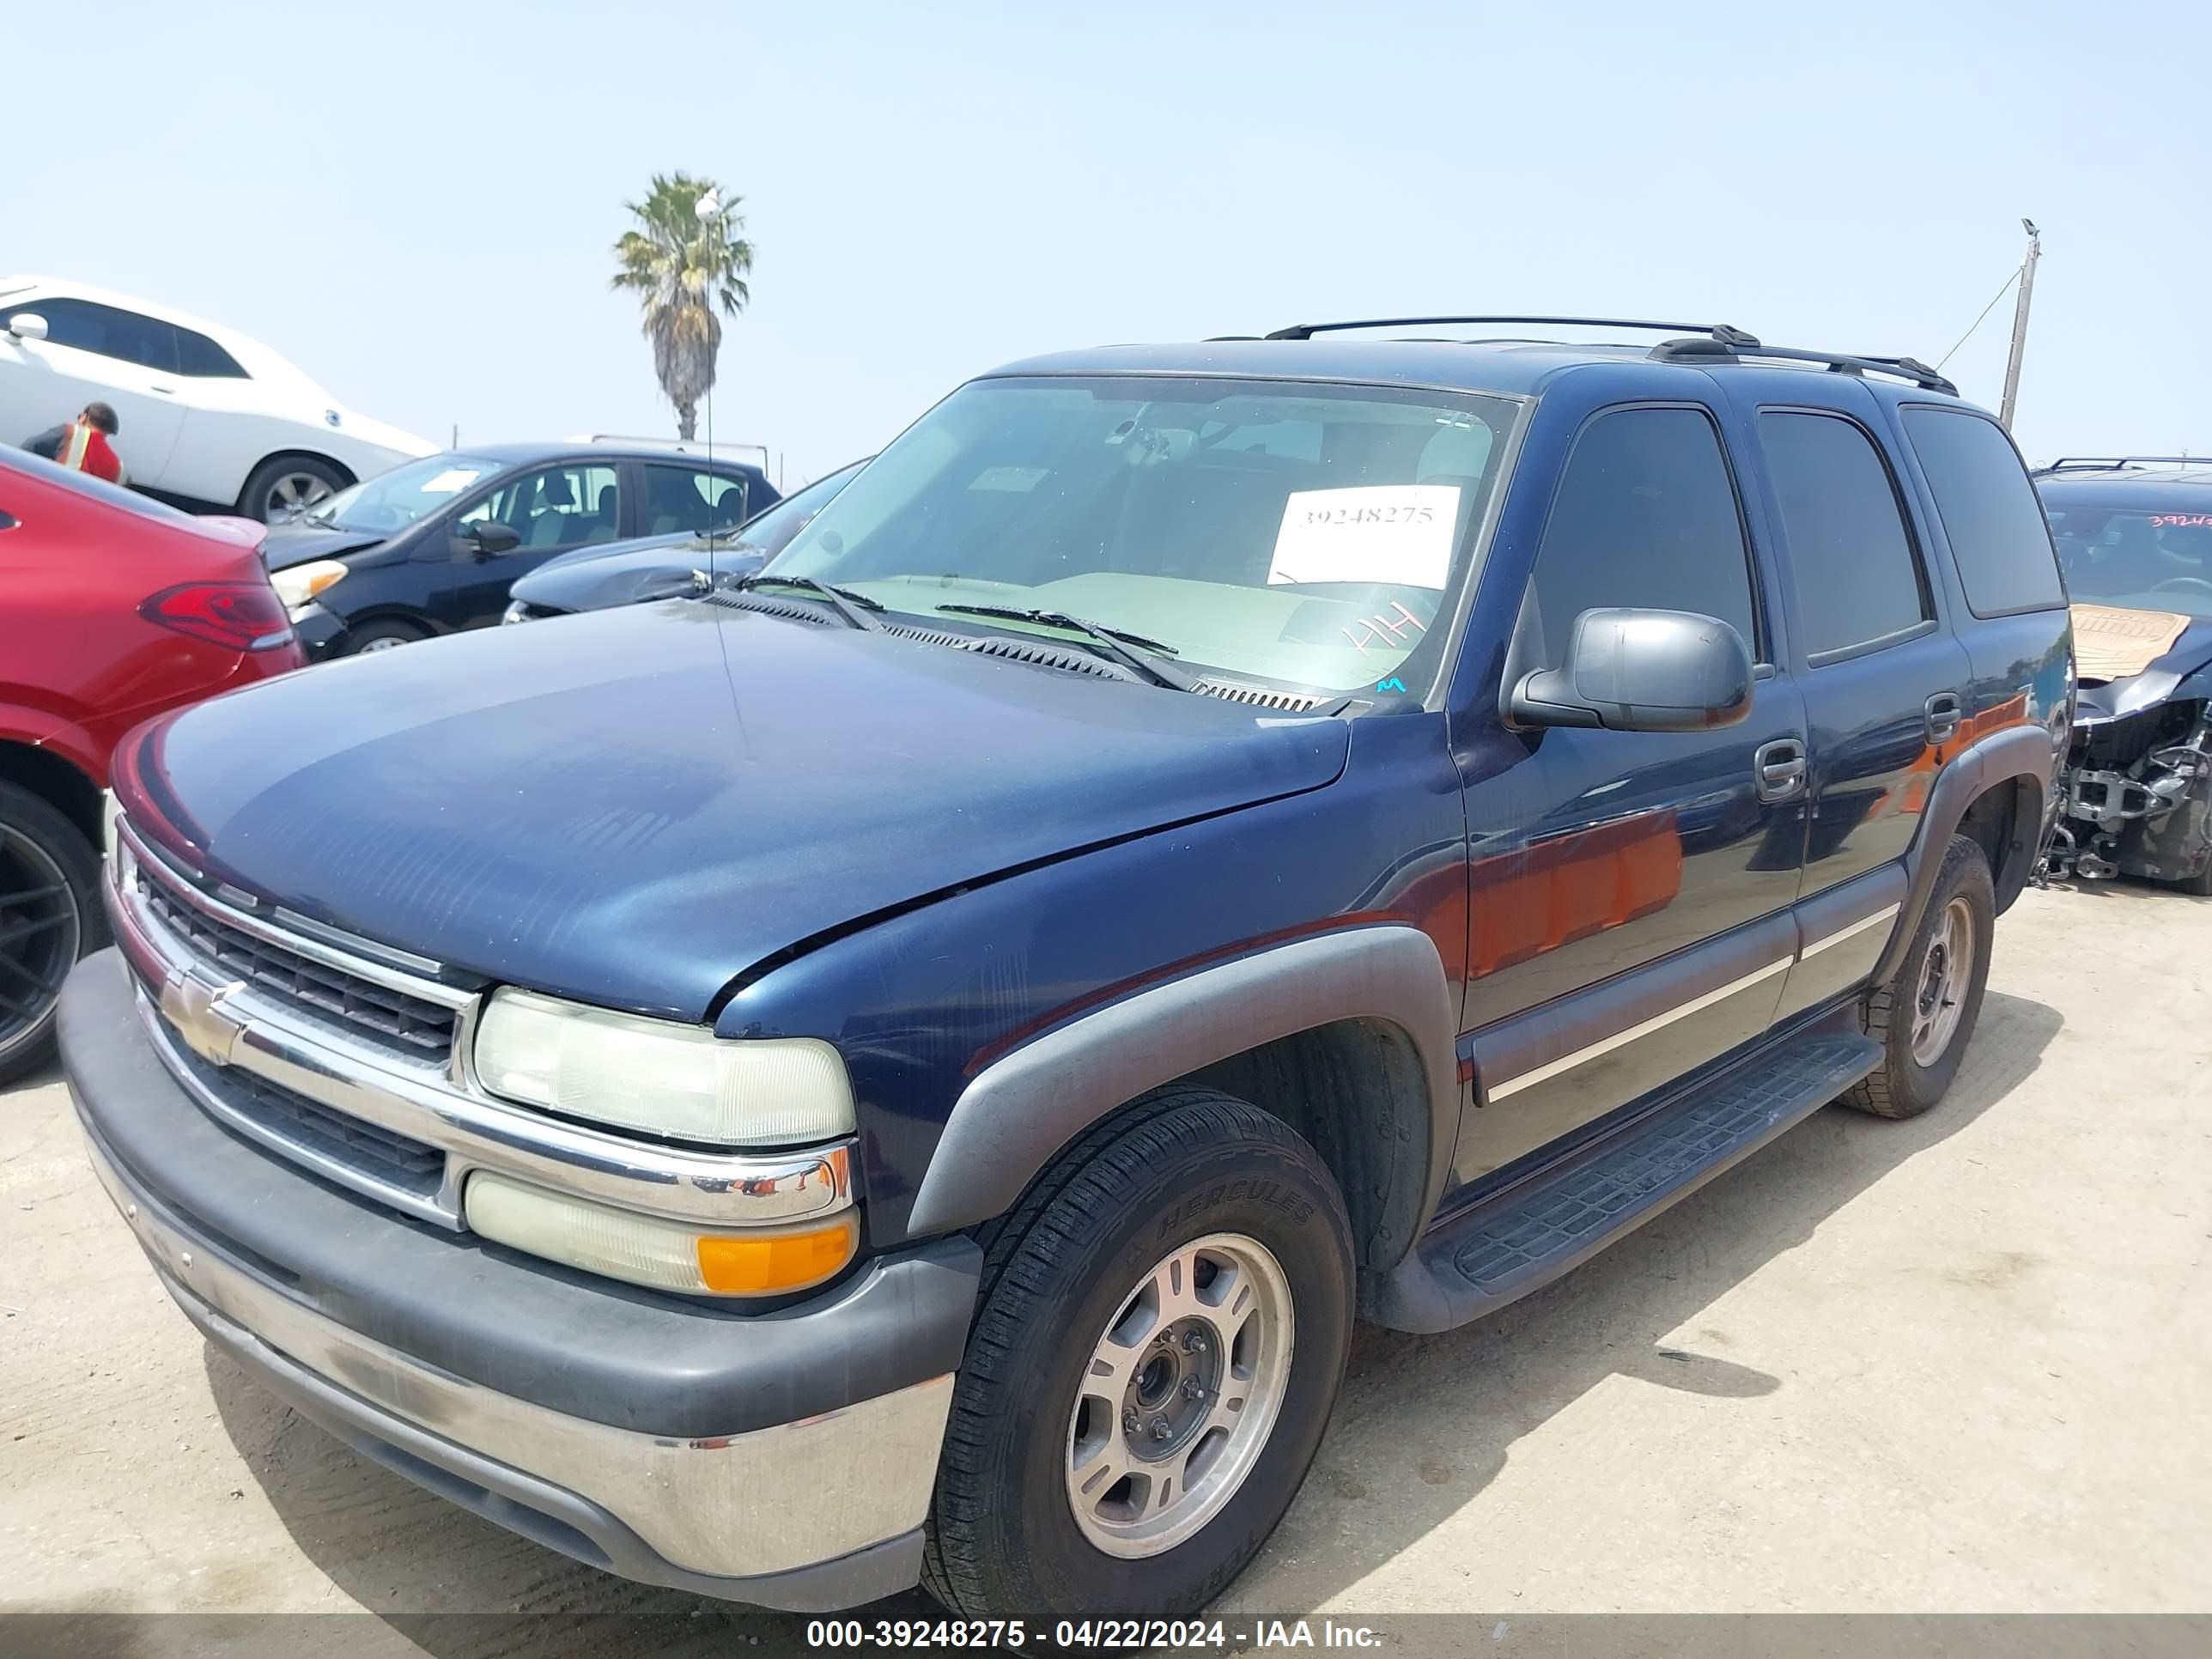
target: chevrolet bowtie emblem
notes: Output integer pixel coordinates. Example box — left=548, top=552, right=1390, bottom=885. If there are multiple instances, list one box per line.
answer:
left=161, top=969, right=246, bottom=1066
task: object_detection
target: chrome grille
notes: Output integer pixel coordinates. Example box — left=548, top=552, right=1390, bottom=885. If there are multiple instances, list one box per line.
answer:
left=133, top=862, right=459, bottom=1064
left=171, top=1041, right=446, bottom=1199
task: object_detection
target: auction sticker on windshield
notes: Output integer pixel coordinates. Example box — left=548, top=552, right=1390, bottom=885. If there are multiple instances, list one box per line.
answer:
left=1268, top=484, right=1459, bottom=588
left=417, top=468, right=484, bottom=495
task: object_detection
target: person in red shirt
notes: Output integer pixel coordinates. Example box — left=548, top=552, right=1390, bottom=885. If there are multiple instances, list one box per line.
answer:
left=24, top=403, right=126, bottom=483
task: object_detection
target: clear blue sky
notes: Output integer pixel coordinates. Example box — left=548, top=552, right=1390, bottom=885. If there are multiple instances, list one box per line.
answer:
left=9, top=1, right=2205, bottom=486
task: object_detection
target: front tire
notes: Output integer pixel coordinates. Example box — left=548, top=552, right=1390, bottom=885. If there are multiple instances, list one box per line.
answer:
left=339, top=617, right=429, bottom=655
left=923, top=1086, right=1354, bottom=1620
left=1839, top=834, right=1994, bottom=1119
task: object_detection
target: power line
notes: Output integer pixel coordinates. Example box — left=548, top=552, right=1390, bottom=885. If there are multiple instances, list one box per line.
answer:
left=1936, top=265, right=2024, bottom=372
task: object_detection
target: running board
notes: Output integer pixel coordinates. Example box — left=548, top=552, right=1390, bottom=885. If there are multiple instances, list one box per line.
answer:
left=1370, top=1030, right=1881, bottom=1334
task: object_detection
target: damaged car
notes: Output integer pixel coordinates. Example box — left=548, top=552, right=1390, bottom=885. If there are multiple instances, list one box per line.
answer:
left=2037, top=457, right=2212, bottom=893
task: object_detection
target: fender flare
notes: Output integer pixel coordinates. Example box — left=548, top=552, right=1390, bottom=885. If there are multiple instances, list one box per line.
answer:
left=903, top=925, right=1462, bottom=1243
left=0, top=706, right=106, bottom=786
left=1876, top=723, right=2056, bottom=985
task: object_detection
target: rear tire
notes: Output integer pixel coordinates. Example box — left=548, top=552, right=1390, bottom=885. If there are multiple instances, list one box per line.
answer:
left=1838, top=834, right=1994, bottom=1119
left=240, top=454, right=349, bottom=524
left=0, top=781, right=106, bottom=1087
left=922, top=1085, right=1354, bottom=1620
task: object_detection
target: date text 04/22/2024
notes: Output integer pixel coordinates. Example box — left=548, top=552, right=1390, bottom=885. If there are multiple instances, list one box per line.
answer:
left=803, top=1619, right=1385, bottom=1650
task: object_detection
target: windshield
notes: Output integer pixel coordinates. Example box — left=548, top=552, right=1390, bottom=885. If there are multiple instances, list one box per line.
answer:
left=307, top=453, right=513, bottom=533
left=2046, top=500, right=2212, bottom=619
left=770, top=376, right=1518, bottom=694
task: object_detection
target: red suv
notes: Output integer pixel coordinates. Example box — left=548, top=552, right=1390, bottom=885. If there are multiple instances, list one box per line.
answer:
left=1, top=448, right=302, bottom=1083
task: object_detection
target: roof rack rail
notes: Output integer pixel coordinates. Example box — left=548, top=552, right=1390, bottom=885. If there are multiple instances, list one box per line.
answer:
left=1261, top=315, right=1761, bottom=347
left=2035, top=455, right=2206, bottom=473
left=567, top=433, right=771, bottom=467
left=1646, top=337, right=1959, bottom=396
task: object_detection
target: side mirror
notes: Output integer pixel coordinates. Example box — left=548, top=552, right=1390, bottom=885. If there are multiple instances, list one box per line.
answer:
left=6, top=312, right=49, bottom=342
left=1510, top=607, right=1753, bottom=732
left=465, top=520, right=522, bottom=556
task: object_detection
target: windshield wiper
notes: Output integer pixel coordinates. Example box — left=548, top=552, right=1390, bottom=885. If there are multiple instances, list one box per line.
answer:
left=934, top=604, right=1197, bottom=691
left=728, top=573, right=884, bottom=630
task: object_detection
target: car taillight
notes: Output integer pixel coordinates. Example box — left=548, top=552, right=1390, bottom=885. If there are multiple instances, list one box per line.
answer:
left=138, top=582, right=296, bottom=652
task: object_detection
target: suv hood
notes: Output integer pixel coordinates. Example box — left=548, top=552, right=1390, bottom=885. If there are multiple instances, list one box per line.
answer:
left=125, top=602, right=1350, bottom=1018
left=2072, top=605, right=2212, bottom=722
left=261, top=520, right=392, bottom=569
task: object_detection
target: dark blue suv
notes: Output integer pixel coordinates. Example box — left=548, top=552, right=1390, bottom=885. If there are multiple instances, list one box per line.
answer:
left=60, top=318, right=2072, bottom=1620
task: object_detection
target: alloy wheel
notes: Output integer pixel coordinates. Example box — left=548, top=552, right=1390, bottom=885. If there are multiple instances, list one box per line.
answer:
left=1910, top=896, right=1975, bottom=1066
left=264, top=471, right=335, bottom=520
left=1064, top=1232, right=1294, bottom=1559
left=0, top=826, right=81, bottom=1062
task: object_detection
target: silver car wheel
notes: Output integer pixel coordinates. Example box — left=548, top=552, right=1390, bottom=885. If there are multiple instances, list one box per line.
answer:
left=1910, top=896, right=1975, bottom=1066
left=1064, top=1231, right=1294, bottom=1559
left=264, top=471, right=335, bottom=520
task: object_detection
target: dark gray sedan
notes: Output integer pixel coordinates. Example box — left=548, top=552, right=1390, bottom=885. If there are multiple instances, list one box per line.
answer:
left=503, top=458, right=868, bottom=623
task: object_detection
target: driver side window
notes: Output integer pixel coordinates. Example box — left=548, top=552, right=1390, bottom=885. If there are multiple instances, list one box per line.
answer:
left=457, top=465, right=620, bottom=551
left=1522, top=405, right=1760, bottom=668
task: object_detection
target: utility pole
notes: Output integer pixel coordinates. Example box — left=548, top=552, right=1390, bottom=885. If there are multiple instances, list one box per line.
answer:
left=1998, top=218, right=2040, bottom=431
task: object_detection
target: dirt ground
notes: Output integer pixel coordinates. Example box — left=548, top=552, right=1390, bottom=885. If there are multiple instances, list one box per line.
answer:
left=3, top=881, right=2208, bottom=1656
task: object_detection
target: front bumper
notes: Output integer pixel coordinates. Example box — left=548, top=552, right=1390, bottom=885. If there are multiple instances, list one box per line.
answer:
left=286, top=600, right=347, bottom=659
left=60, top=950, right=981, bottom=1608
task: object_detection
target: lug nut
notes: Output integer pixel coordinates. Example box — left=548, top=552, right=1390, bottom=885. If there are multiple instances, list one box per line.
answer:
left=1121, top=1408, right=1139, bottom=1435
left=1182, top=1329, right=1206, bottom=1353
left=1182, top=1376, right=1202, bottom=1401
left=1148, top=1416, right=1172, bottom=1442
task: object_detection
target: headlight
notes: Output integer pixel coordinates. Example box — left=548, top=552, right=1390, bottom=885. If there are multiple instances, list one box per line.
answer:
left=101, top=790, right=123, bottom=863
left=472, top=987, right=854, bottom=1148
left=270, top=559, right=349, bottom=611
left=465, top=1172, right=859, bottom=1297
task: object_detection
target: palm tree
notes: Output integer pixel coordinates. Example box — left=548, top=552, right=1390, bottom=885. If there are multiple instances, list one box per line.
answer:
left=611, top=172, right=754, bottom=441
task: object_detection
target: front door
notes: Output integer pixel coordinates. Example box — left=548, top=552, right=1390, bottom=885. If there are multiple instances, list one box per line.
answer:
left=442, top=462, right=623, bottom=629
left=1451, top=401, right=1808, bottom=1184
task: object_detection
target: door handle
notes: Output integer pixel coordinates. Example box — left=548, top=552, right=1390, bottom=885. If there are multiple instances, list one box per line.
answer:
left=150, top=383, right=177, bottom=394
left=1754, top=738, right=1808, bottom=803
left=1924, top=691, right=1964, bottom=743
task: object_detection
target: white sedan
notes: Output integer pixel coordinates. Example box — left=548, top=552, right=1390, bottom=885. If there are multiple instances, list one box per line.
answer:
left=0, top=276, right=434, bottom=521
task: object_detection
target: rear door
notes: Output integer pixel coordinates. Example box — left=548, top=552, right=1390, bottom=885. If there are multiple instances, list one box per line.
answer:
left=1720, top=377, right=1970, bottom=1018
left=638, top=461, right=753, bottom=538
left=1453, top=398, right=1810, bottom=1182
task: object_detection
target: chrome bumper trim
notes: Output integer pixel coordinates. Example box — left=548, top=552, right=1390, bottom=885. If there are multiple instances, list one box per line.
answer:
left=107, top=819, right=854, bottom=1231
left=84, top=1127, right=952, bottom=1582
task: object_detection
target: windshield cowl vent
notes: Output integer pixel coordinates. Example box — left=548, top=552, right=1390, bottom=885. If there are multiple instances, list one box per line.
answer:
left=876, top=619, right=1127, bottom=679
left=1194, top=680, right=1328, bottom=713
left=958, top=635, right=1124, bottom=678
left=878, top=622, right=979, bottom=650
left=703, top=592, right=835, bottom=627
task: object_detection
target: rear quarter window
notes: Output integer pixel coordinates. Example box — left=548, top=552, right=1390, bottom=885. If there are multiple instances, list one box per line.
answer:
left=1901, top=406, right=2065, bottom=616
